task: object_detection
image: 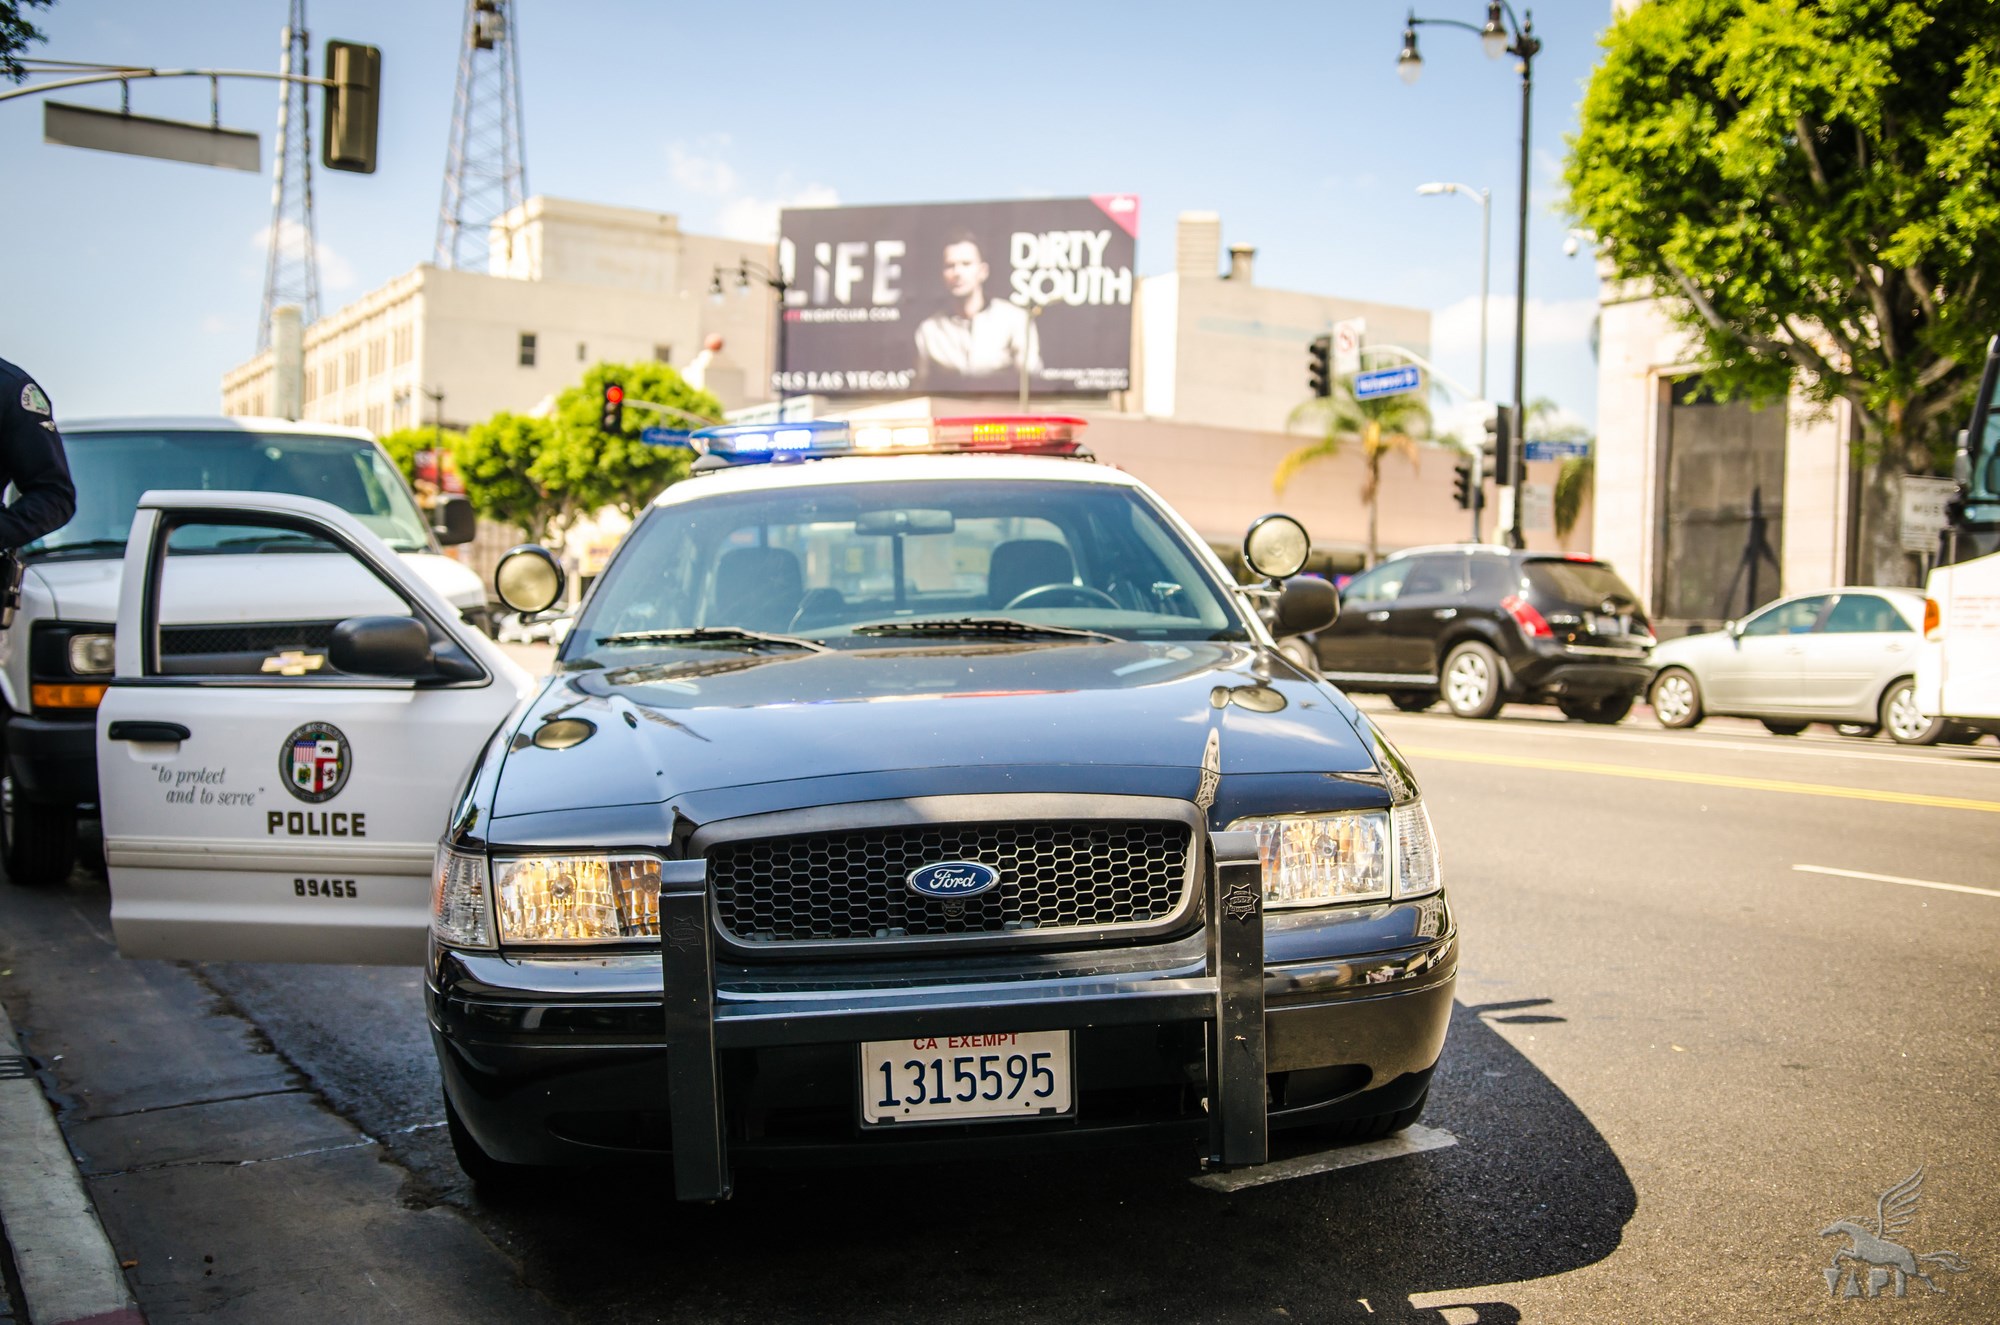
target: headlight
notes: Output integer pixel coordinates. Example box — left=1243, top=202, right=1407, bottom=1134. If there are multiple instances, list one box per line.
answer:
left=68, top=632, right=115, bottom=675
left=431, top=846, right=495, bottom=949
left=492, top=853, right=662, bottom=944
left=1228, top=801, right=1441, bottom=908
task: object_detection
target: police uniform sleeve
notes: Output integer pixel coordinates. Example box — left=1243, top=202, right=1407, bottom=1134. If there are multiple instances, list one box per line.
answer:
left=0, top=373, right=78, bottom=550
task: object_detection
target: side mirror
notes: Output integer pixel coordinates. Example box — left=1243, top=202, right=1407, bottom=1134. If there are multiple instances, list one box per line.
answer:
left=1271, top=576, right=1339, bottom=638
left=330, top=615, right=433, bottom=676
left=495, top=545, right=566, bottom=615
left=432, top=494, right=477, bottom=546
left=1724, top=619, right=1743, bottom=638
left=1243, top=513, right=1310, bottom=582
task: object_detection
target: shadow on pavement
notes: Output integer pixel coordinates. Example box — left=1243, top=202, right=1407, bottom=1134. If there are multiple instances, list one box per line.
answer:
left=472, top=1000, right=1635, bottom=1325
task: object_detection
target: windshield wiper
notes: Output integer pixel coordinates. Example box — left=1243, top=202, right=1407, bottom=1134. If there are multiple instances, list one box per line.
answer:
left=21, top=538, right=130, bottom=561
left=850, top=617, right=1117, bottom=643
left=594, top=626, right=827, bottom=652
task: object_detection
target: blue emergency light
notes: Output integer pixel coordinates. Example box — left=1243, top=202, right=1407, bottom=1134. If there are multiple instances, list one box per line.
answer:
left=689, top=416, right=1090, bottom=466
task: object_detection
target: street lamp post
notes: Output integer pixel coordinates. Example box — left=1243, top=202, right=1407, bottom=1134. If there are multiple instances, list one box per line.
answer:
left=1417, top=180, right=1491, bottom=541
left=1399, top=1, right=1540, bottom=550
left=709, top=258, right=791, bottom=406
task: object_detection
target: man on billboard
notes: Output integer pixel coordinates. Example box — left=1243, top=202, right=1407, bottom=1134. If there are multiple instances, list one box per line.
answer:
left=913, top=230, right=1042, bottom=391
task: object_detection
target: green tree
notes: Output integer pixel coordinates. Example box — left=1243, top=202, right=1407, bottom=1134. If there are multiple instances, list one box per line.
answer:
left=1564, top=0, right=2000, bottom=582
left=2, top=0, right=53, bottom=82
left=535, top=361, right=723, bottom=538
left=453, top=412, right=561, bottom=543
left=1276, top=372, right=1431, bottom=566
left=376, top=425, right=465, bottom=489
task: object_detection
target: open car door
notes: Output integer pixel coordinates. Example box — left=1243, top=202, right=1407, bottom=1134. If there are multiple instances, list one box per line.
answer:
left=97, top=490, right=532, bottom=964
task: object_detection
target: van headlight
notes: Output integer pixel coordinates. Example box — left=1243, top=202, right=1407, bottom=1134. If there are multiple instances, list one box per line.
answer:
left=1228, top=802, right=1440, bottom=908
left=68, top=632, right=116, bottom=675
left=491, top=854, right=662, bottom=943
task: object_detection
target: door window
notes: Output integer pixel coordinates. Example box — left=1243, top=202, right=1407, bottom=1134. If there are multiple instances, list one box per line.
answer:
left=1394, top=554, right=1470, bottom=599
left=1339, top=562, right=1404, bottom=604
left=1738, top=595, right=1829, bottom=637
left=1821, top=594, right=1912, bottom=634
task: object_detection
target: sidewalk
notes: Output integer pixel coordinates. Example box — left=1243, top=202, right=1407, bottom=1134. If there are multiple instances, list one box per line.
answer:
left=0, top=1001, right=143, bottom=1325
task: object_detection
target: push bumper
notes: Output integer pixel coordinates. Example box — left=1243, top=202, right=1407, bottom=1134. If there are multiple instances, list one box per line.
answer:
left=3, top=710, right=98, bottom=807
left=429, top=833, right=1457, bottom=1200
left=1512, top=650, right=1652, bottom=700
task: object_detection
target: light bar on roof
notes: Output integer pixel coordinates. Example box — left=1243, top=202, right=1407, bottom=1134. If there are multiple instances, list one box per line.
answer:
left=689, top=415, right=1090, bottom=465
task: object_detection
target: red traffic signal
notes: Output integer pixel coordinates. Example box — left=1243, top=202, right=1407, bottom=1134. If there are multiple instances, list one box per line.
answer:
left=601, top=382, right=625, bottom=431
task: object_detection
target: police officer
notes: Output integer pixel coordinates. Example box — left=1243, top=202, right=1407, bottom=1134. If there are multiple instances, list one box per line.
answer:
left=0, top=358, right=77, bottom=555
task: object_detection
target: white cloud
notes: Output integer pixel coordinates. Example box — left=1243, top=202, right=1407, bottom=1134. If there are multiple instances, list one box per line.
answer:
left=249, top=219, right=355, bottom=291
left=666, top=138, right=837, bottom=243
left=1430, top=293, right=1598, bottom=353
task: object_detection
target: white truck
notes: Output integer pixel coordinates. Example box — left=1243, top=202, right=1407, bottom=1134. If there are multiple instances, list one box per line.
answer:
left=1916, top=335, right=2000, bottom=740
left=1, top=416, right=489, bottom=885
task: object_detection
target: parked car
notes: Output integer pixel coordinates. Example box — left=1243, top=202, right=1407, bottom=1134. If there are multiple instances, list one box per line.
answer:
left=1647, top=588, right=1975, bottom=744
left=1310, top=545, right=1655, bottom=722
left=1, top=417, right=486, bottom=886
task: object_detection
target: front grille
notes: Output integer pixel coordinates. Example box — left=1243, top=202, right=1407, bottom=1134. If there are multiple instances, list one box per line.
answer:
left=161, top=621, right=334, bottom=656
left=711, top=820, right=1193, bottom=947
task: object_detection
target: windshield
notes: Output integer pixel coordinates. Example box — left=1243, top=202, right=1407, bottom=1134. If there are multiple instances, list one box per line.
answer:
left=565, top=476, right=1248, bottom=664
left=1524, top=558, right=1642, bottom=609
left=22, top=429, right=433, bottom=558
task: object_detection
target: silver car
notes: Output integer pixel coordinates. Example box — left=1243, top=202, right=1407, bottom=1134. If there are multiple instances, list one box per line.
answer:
left=1647, top=589, right=1963, bottom=744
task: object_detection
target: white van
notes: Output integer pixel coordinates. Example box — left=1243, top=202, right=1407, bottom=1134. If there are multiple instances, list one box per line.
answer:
left=1, top=416, right=489, bottom=885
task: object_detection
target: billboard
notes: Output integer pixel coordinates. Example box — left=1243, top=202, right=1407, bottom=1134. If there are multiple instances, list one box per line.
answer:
left=775, top=195, right=1139, bottom=396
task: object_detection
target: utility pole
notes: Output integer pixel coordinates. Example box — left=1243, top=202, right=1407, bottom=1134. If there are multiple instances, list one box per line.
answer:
left=435, top=0, right=527, bottom=271
left=258, top=0, right=320, bottom=351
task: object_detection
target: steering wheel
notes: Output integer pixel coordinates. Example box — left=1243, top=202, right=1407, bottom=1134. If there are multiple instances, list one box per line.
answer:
left=1003, top=583, right=1121, bottom=610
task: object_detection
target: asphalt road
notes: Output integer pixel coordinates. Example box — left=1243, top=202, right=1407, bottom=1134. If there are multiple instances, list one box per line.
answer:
left=3, top=697, right=1997, bottom=1323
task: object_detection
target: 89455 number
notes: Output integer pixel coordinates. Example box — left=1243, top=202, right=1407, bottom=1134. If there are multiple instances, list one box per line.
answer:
left=294, top=877, right=357, bottom=898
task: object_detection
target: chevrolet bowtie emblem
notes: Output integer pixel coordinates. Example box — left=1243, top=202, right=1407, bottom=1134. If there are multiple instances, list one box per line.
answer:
left=261, top=650, right=326, bottom=676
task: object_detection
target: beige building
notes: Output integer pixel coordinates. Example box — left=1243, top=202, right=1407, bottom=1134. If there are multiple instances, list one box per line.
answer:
left=221, top=197, right=776, bottom=430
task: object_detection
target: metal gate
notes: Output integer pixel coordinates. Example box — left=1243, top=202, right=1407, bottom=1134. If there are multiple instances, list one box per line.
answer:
left=1655, top=376, right=1787, bottom=629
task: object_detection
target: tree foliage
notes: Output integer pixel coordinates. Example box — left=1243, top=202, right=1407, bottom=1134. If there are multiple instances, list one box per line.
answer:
left=375, top=425, right=465, bottom=488
left=1565, top=0, right=2000, bottom=574
left=538, top=361, right=723, bottom=527
left=1, top=0, right=53, bottom=82
left=1277, top=371, right=1431, bottom=566
left=453, top=412, right=560, bottom=542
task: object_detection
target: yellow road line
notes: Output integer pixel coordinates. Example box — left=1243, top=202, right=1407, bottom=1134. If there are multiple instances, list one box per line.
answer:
left=1397, top=745, right=2000, bottom=815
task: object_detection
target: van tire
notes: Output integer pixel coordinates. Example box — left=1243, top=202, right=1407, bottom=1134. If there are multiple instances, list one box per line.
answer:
left=1, top=776, right=77, bottom=887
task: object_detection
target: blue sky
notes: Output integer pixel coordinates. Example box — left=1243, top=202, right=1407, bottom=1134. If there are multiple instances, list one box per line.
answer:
left=1, top=0, right=1617, bottom=427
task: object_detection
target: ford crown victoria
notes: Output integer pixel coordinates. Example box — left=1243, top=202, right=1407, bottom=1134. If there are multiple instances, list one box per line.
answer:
left=92, top=416, right=1456, bottom=1198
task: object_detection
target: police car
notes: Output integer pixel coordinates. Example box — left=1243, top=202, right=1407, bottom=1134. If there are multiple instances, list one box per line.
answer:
left=4, top=417, right=488, bottom=887
left=94, top=415, right=1456, bottom=1197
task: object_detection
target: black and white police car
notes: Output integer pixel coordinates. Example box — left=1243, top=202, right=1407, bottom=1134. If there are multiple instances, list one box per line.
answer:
left=94, top=415, right=1456, bottom=1197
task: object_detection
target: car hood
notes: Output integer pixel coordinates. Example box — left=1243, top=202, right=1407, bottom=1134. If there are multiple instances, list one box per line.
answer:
left=1649, top=629, right=1730, bottom=666
left=489, top=640, right=1378, bottom=818
left=26, top=547, right=483, bottom=621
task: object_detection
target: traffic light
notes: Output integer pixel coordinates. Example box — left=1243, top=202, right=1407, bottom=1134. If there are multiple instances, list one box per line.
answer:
left=1483, top=404, right=1515, bottom=487
left=1307, top=335, right=1332, bottom=399
left=1453, top=456, right=1475, bottom=509
left=322, top=41, right=381, bottom=174
left=600, top=382, right=625, bottom=432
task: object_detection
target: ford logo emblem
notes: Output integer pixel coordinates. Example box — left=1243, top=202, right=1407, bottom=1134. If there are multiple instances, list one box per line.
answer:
left=906, top=860, right=1001, bottom=900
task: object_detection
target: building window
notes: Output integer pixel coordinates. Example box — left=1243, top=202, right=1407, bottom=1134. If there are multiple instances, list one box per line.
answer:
left=366, top=404, right=385, bottom=435
left=345, top=348, right=361, bottom=385
left=393, top=324, right=413, bottom=366
left=323, top=362, right=338, bottom=395
left=577, top=341, right=587, bottom=362
left=518, top=332, right=537, bottom=367
left=654, top=344, right=673, bottom=364
left=303, top=365, right=316, bottom=404
left=368, top=338, right=386, bottom=376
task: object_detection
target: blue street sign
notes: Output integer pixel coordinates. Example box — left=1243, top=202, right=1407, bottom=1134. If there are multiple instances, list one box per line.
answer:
left=641, top=427, right=694, bottom=448
left=1521, top=439, right=1592, bottom=462
left=1352, top=365, right=1422, bottom=400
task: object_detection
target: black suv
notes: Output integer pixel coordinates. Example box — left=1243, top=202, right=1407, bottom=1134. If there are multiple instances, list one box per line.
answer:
left=1311, top=545, right=1655, bottom=721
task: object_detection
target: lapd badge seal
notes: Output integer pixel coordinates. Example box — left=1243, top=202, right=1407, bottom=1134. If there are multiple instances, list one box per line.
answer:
left=281, top=722, right=351, bottom=803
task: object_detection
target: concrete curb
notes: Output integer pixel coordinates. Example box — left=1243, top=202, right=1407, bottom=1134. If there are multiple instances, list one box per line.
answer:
left=0, top=1002, right=143, bottom=1325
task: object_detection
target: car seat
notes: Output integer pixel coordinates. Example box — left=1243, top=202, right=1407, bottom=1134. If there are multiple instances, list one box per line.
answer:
left=986, top=539, right=1076, bottom=608
left=711, top=546, right=804, bottom=632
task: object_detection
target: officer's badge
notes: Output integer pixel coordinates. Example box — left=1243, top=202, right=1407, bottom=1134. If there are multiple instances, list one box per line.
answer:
left=20, top=383, right=50, bottom=415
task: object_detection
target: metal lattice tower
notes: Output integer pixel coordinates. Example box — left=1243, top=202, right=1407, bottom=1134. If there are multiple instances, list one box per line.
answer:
left=434, top=0, right=528, bottom=271
left=258, top=0, right=321, bottom=350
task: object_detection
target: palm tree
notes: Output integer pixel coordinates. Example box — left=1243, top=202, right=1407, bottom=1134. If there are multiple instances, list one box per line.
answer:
left=1521, top=397, right=1595, bottom=547
left=1276, top=375, right=1431, bottom=566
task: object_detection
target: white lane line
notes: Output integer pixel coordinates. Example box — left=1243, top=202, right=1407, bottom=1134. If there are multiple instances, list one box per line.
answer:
left=1793, top=864, right=2000, bottom=900
left=1369, top=709, right=2000, bottom=772
left=1190, top=1124, right=1457, bottom=1192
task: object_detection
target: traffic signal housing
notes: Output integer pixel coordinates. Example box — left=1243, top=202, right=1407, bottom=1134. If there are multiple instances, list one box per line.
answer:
left=322, top=41, right=381, bottom=174
left=1453, top=456, right=1477, bottom=509
left=1307, top=335, right=1332, bottom=399
left=1483, top=404, right=1515, bottom=488
left=600, top=382, right=625, bottom=432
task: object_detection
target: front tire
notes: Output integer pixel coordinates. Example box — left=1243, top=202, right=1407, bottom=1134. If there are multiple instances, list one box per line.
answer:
left=1, top=774, right=77, bottom=887
left=1389, top=691, right=1439, bottom=713
left=1557, top=694, right=1634, bottom=725
left=1441, top=642, right=1505, bottom=719
left=445, top=1090, right=534, bottom=1193
left=1882, top=679, right=1944, bottom=746
left=1649, top=668, right=1703, bottom=729
left=1761, top=720, right=1808, bottom=736
left=1318, top=1088, right=1428, bottom=1145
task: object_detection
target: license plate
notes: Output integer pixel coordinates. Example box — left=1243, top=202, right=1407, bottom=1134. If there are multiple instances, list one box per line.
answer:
left=859, top=1030, right=1074, bottom=1125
